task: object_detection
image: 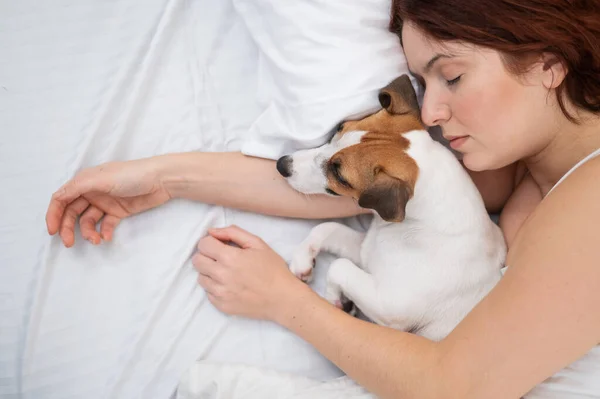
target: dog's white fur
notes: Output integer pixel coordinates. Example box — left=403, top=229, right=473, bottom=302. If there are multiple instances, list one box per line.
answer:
left=285, top=129, right=506, bottom=341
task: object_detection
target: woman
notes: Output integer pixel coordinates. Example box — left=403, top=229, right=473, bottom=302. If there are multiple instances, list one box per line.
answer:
left=46, top=0, right=600, bottom=397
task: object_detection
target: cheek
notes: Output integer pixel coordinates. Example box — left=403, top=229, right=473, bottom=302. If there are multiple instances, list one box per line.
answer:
left=455, top=78, right=534, bottom=169
left=456, top=77, right=528, bottom=147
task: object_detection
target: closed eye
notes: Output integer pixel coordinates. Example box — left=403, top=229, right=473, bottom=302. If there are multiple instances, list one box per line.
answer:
left=329, top=161, right=352, bottom=188
left=446, top=74, right=462, bottom=87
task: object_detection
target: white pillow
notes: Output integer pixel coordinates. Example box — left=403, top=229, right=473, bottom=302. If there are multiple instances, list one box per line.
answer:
left=234, top=0, right=410, bottom=160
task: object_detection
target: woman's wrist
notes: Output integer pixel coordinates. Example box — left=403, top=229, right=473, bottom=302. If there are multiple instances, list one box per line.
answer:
left=271, top=279, right=326, bottom=328
left=154, top=152, right=196, bottom=200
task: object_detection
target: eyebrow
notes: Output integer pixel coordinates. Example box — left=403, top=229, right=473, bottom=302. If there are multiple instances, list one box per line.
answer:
left=409, top=53, right=454, bottom=76
left=425, top=54, right=453, bottom=73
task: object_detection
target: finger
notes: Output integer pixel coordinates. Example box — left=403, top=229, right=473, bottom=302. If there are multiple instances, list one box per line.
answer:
left=197, top=273, right=220, bottom=295
left=208, top=225, right=264, bottom=249
left=197, top=235, right=239, bottom=262
left=79, top=206, right=104, bottom=244
left=205, top=292, right=228, bottom=313
left=46, top=198, right=64, bottom=236
left=46, top=170, right=110, bottom=235
left=192, top=253, right=226, bottom=283
left=59, top=197, right=90, bottom=247
left=100, top=214, right=121, bottom=242
left=46, top=190, right=72, bottom=236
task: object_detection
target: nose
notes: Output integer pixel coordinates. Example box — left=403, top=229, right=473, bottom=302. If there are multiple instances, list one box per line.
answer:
left=276, top=155, right=293, bottom=177
left=420, top=92, right=451, bottom=127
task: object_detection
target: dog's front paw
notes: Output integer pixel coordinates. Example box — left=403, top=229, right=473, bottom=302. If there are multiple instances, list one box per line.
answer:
left=289, top=243, right=319, bottom=283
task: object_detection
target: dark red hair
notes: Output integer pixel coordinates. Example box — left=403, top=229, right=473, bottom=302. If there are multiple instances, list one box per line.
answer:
left=390, top=0, right=600, bottom=122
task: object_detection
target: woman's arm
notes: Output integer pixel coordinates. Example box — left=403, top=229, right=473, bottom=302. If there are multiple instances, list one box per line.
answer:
left=158, top=152, right=522, bottom=218
left=46, top=151, right=366, bottom=246
left=159, top=151, right=366, bottom=219
left=275, top=286, right=449, bottom=398
left=194, top=158, right=600, bottom=399
left=157, top=151, right=520, bottom=219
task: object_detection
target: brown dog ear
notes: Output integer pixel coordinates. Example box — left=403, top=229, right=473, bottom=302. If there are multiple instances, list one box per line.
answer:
left=358, top=173, right=411, bottom=222
left=378, top=74, right=420, bottom=118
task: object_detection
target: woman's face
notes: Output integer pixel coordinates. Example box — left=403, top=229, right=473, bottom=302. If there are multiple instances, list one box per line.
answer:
left=401, top=23, right=562, bottom=171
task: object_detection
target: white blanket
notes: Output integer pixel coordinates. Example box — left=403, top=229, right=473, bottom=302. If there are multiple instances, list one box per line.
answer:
left=177, top=363, right=376, bottom=399
left=1, top=0, right=368, bottom=397
left=0, top=0, right=411, bottom=395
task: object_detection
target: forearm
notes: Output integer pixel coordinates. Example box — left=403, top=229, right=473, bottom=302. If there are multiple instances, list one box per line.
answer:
left=275, top=284, right=453, bottom=399
left=157, top=151, right=365, bottom=219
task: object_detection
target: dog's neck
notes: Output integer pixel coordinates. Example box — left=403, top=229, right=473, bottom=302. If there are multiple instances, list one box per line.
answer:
left=400, top=130, right=490, bottom=232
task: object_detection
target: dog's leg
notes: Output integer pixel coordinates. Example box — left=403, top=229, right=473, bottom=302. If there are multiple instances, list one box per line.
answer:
left=325, top=258, right=392, bottom=325
left=327, top=259, right=436, bottom=332
left=289, top=222, right=365, bottom=283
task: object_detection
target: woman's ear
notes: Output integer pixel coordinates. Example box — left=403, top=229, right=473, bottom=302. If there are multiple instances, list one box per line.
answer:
left=540, top=53, right=568, bottom=90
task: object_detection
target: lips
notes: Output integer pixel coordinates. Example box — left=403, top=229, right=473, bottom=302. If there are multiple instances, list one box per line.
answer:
left=445, top=135, right=469, bottom=150
left=444, top=135, right=467, bottom=142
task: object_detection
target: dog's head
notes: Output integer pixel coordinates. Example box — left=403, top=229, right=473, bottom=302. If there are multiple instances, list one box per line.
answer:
left=276, top=75, right=425, bottom=222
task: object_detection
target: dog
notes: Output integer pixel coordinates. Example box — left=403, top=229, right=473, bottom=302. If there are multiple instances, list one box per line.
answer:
left=275, top=75, right=506, bottom=341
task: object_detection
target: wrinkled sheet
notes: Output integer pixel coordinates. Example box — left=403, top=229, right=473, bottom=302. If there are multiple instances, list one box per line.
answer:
left=0, top=1, right=364, bottom=397
left=177, top=362, right=376, bottom=399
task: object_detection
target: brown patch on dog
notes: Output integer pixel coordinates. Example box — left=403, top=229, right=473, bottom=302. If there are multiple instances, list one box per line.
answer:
left=335, top=75, right=422, bottom=138
left=338, top=109, right=423, bottom=138
left=325, top=132, right=419, bottom=222
left=325, top=75, right=424, bottom=222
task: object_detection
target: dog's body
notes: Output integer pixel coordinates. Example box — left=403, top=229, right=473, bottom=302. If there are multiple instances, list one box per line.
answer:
left=278, top=75, right=506, bottom=341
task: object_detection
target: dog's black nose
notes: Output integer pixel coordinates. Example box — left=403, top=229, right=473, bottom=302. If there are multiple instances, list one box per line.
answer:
left=276, top=156, right=293, bottom=177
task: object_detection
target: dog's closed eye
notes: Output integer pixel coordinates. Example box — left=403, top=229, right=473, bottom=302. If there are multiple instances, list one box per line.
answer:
left=329, top=160, right=352, bottom=188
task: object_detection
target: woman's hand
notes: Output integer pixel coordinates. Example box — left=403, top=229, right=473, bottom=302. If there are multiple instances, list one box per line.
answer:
left=46, top=158, right=171, bottom=247
left=193, top=225, right=311, bottom=321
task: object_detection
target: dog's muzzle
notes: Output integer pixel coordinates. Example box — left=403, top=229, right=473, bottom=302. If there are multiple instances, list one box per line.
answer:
left=276, top=155, right=293, bottom=177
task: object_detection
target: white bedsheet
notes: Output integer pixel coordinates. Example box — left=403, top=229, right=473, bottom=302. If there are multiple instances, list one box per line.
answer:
left=176, top=362, right=376, bottom=399
left=0, top=1, right=366, bottom=397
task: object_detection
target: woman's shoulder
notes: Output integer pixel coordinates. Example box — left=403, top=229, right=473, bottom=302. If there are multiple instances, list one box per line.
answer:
left=546, top=154, right=600, bottom=205
left=506, top=156, right=600, bottom=266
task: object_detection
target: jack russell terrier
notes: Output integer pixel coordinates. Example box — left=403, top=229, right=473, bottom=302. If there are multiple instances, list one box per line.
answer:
left=275, top=75, right=506, bottom=341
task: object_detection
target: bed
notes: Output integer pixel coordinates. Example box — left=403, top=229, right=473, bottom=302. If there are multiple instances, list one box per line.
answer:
left=0, top=0, right=408, bottom=397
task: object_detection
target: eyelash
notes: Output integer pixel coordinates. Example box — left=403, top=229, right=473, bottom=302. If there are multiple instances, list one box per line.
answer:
left=446, top=75, right=463, bottom=87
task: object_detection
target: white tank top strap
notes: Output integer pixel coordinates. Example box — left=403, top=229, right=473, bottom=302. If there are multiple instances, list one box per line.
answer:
left=546, top=147, right=600, bottom=197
